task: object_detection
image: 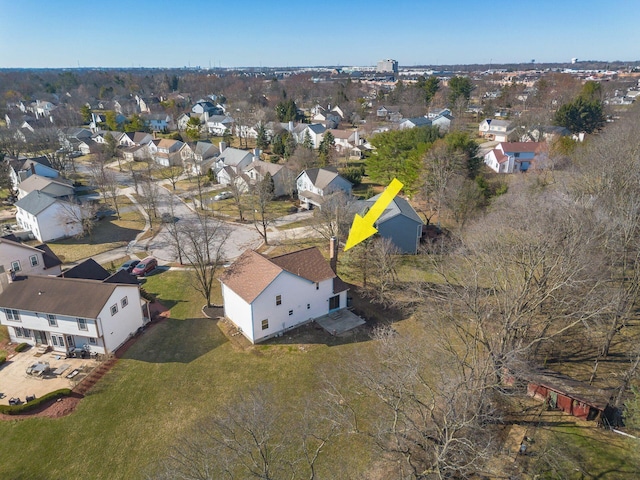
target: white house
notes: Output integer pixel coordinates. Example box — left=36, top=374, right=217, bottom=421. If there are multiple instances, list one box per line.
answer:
left=205, top=114, right=234, bottom=135
left=220, top=247, right=349, bottom=344
left=214, top=147, right=255, bottom=185
left=398, top=116, right=432, bottom=130
left=15, top=191, right=84, bottom=242
left=296, top=167, right=353, bottom=210
left=0, top=235, right=62, bottom=276
left=478, top=119, right=514, bottom=142
left=295, top=124, right=326, bottom=148
left=8, top=156, right=59, bottom=190
left=0, top=274, right=146, bottom=355
left=148, top=138, right=185, bottom=167
left=483, top=142, right=543, bottom=174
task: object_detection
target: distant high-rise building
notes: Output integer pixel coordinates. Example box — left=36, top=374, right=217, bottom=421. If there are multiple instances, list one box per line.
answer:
left=376, top=59, right=398, bottom=75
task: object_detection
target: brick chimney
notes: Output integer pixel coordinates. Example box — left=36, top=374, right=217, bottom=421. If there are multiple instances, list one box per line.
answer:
left=329, top=236, right=338, bottom=273
left=219, top=141, right=227, bottom=152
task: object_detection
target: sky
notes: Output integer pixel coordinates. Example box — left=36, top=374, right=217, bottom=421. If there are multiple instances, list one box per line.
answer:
left=0, top=0, right=638, bottom=68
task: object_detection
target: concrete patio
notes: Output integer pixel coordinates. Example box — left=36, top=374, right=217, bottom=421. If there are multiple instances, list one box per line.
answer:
left=0, top=348, right=98, bottom=405
left=315, top=309, right=366, bottom=336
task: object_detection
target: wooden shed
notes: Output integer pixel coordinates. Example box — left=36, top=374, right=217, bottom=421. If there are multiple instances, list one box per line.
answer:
left=523, top=368, right=619, bottom=425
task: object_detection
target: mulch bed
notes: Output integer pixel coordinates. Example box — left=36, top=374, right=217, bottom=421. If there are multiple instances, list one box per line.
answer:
left=0, top=300, right=171, bottom=421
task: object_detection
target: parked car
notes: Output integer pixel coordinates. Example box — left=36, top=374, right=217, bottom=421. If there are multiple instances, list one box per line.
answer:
left=213, top=191, right=233, bottom=201
left=131, top=257, right=158, bottom=277
left=118, top=259, right=140, bottom=273
left=161, top=212, right=177, bottom=223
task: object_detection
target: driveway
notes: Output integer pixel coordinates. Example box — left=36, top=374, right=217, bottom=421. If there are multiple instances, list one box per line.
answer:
left=0, top=348, right=97, bottom=405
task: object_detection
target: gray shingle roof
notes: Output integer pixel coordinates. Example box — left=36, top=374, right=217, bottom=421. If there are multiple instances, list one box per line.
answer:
left=362, top=194, right=423, bottom=225
left=14, top=190, right=59, bottom=215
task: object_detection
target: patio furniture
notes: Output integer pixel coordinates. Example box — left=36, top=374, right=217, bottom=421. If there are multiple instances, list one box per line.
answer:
left=53, top=364, right=71, bottom=376
left=9, top=397, right=21, bottom=406
left=66, top=369, right=80, bottom=379
left=26, top=394, right=36, bottom=403
left=26, top=362, right=49, bottom=376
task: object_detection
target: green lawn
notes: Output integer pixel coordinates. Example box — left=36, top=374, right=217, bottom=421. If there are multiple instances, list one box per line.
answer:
left=47, top=208, right=145, bottom=263
left=0, top=270, right=378, bottom=478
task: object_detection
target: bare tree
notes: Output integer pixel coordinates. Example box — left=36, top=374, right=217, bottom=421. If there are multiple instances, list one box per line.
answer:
left=140, top=164, right=161, bottom=229
left=159, top=164, right=184, bottom=191
left=177, top=210, right=230, bottom=307
left=250, top=173, right=276, bottom=245
left=87, top=151, right=121, bottom=218
left=338, top=326, right=498, bottom=479
left=155, top=385, right=343, bottom=480
left=310, top=191, right=358, bottom=243
left=56, top=199, right=96, bottom=240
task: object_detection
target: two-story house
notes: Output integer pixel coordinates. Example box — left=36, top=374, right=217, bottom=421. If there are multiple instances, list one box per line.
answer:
left=220, top=247, right=349, bottom=344
left=15, top=191, right=84, bottom=242
left=296, top=167, right=353, bottom=210
left=17, top=175, right=74, bottom=201
left=8, top=156, right=59, bottom=190
left=0, top=273, right=146, bottom=355
left=0, top=234, right=62, bottom=276
left=478, top=119, right=514, bottom=142
left=483, top=142, right=543, bottom=174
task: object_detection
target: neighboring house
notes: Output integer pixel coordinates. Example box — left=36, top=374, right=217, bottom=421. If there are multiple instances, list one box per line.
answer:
left=122, top=144, right=149, bottom=162
left=358, top=194, right=424, bottom=254
left=143, top=113, right=173, bottom=132
left=398, top=116, right=432, bottom=130
left=296, top=167, right=353, bottom=210
left=185, top=141, right=219, bottom=175
left=220, top=247, right=349, bottom=344
left=312, top=107, right=342, bottom=128
left=15, top=191, right=84, bottom=242
left=0, top=273, right=146, bottom=355
left=8, top=156, right=58, bottom=190
left=523, top=125, right=571, bottom=142
left=192, top=101, right=223, bottom=116
left=17, top=175, right=75, bottom=200
left=427, top=108, right=452, bottom=119
left=0, top=235, right=62, bottom=276
left=431, top=113, right=454, bottom=132
left=60, top=258, right=138, bottom=285
left=483, top=142, right=543, bottom=174
left=244, top=160, right=292, bottom=197
left=78, top=139, right=101, bottom=155
left=120, top=131, right=154, bottom=147
left=479, top=119, right=514, bottom=142
left=205, top=114, right=234, bottom=135
left=148, top=138, right=185, bottom=167
left=377, top=105, right=402, bottom=121
left=295, top=123, right=326, bottom=148
left=214, top=147, right=255, bottom=184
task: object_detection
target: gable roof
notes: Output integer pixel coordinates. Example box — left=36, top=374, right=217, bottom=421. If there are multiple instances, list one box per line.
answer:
left=60, top=259, right=110, bottom=281
left=220, top=247, right=340, bottom=304
left=245, top=159, right=283, bottom=177
left=19, top=156, right=53, bottom=170
left=306, top=124, right=326, bottom=134
left=18, top=174, right=73, bottom=195
left=363, top=194, right=423, bottom=225
left=0, top=275, right=120, bottom=319
left=403, top=117, right=432, bottom=127
left=498, top=142, right=543, bottom=154
left=298, top=167, right=350, bottom=190
left=218, top=147, right=252, bottom=167
left=220, top=250, right=283, bottom=303
left=14, top=190, right=60, bottom=215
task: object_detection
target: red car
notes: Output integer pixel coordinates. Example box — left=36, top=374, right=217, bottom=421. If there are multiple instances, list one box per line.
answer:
left=131, top=257, right=158, bottom=277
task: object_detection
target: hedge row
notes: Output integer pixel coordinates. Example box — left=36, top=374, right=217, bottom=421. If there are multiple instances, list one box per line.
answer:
left=0, top=355, right=5, bottom=365
left=14, top=343, right=29, bottom=353
left=0, top=388, right=72, bottom=415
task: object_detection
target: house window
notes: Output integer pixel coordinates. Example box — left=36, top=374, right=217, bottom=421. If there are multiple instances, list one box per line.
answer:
left=89, top=337, right=97, bottom=345
left=261, top=319, right=269, bottom=330
left=47, top=314, right=57, bottom=327
left=30, top=255, right=39, bottom=267
left=4, top=309, right=20, bottom=322
left=11, top=260, right=21, bottom=272
left=275, top=295, right=282, bottom=306
left=14, top=327, right=30, bottom=338
left=110, top=304, right=118, bottom=316
left=121, top=296, right=128, bottom=308
left=51, top=335, right=58, bottom=346
left=77, top=318, right=88, bottom=331
left=288, top=310, right=293, bottom=316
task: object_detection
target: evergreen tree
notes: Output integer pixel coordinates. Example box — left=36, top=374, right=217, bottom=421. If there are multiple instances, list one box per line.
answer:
left=318, top=131, right=335, bottom=166
left=80, top=104, right=92, bottom=124
left=448, top=76, right=474, bottom=106
left=256, top=123, right=269, bottom=150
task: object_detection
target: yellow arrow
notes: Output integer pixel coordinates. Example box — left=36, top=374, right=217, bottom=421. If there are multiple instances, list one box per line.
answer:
left=344, top=178, right=404, bottom=251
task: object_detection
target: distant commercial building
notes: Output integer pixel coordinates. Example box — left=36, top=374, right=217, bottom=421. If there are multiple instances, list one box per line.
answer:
left=376, top=59, right=398, bottom=75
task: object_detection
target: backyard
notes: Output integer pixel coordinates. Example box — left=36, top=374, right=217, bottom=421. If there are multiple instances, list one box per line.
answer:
left=0, top=266, right=638, bottom=479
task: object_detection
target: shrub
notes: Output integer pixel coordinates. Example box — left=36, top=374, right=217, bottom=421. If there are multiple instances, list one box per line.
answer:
left=340, top=166, right=363, bottom=187
left=0, top=389, right=72, bottom=415
left=139, top=288, right=156, bottom=302
left=0, top=354, right=6, bottom=365
left=14, top=343, right=29, bottom=352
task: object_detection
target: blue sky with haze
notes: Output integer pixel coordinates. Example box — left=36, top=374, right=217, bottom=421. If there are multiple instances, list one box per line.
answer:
left=0, top=0, right=637, bottom=68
